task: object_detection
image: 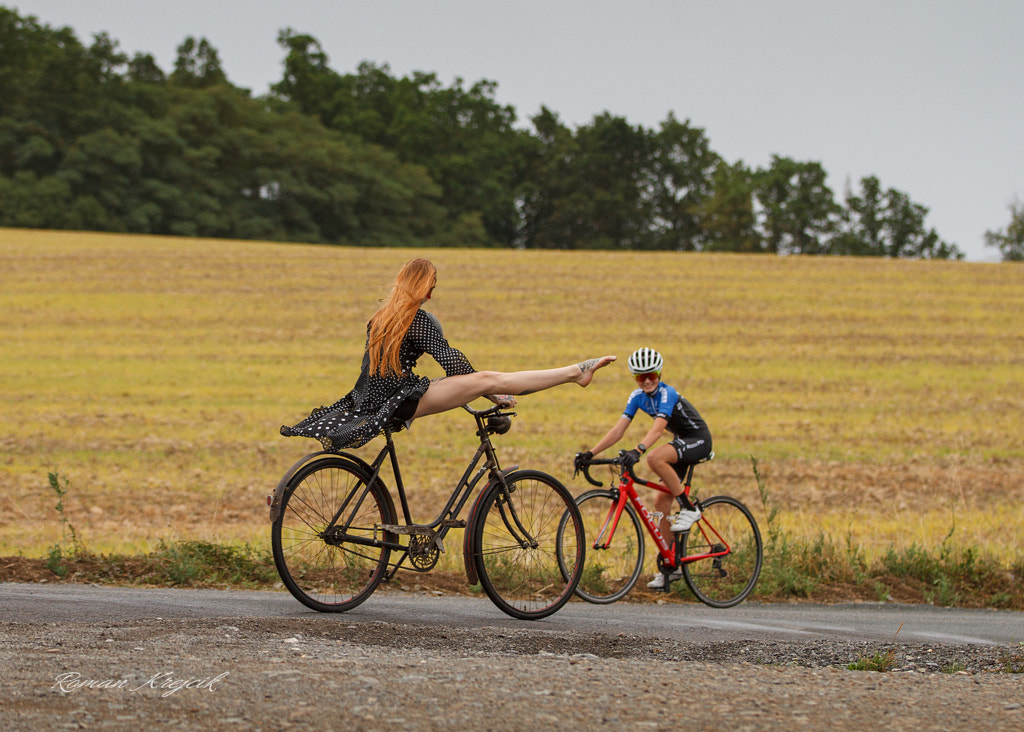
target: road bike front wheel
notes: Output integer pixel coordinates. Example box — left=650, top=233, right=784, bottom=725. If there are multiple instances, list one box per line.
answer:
left=679, top=495, right=762, bottom=608
left=562, top=489, right=645, bottom=604
left=271, top=457, right=395, bottom=613
left=471, top=470, right=583, bottom=620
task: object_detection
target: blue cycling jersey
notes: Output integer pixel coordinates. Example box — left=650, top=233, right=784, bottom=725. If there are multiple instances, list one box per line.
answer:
left=622, top=382, right=709, bottom=438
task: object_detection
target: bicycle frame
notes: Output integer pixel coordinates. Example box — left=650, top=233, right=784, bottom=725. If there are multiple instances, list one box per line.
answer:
left=320, top=405, right=527, bottom=582
left=588, top=460, right=731, bottom=570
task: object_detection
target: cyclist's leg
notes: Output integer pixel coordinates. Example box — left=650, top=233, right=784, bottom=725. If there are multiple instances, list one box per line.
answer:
left=647, top=444, right=683, bottom=539
left=648, top=434, right=712, bottom=533
left=413, top=356, right=615, bottom=418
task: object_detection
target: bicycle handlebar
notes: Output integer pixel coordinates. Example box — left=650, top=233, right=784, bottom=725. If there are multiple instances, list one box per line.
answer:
left=461, top=402, right=512, bottom=417
left=574, top=451, right=639, bottom=487
left=462, top=402, right=516, bottom=436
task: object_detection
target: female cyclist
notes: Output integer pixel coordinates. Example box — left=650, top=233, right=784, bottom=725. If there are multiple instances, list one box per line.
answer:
left=574, top=347, right=712, bottom=589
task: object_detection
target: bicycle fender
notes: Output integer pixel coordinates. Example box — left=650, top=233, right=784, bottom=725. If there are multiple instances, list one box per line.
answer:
left=267, top=451, right=371, bottom=523
left=461, top=467, right=519, bottom=586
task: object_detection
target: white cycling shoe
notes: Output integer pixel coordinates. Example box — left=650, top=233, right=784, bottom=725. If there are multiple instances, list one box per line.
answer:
left=646, top=569, right=682, bottom=590
left=670, top=507, right=701, bottom=532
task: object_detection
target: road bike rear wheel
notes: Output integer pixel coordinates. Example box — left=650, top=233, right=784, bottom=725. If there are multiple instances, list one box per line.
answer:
left=271, top=458, right=395, bottom=613
left=679, top=495, right=762, bottom=608
left=562, top=489, right=645, bottom=604
left=471, top=470, right=583, bottom=620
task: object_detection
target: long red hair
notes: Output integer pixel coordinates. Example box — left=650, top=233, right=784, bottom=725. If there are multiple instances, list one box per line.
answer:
left=367, top=259, right=437, bottom=376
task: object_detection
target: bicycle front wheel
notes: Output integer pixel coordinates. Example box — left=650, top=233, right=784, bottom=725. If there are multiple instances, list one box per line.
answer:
left=679, top=495, right=762, bottom=608
left=566, top=489, right=645, bottom=604
left=471, top=470, right=583, bottom=620
left=271, top=457, right=395, bottom=613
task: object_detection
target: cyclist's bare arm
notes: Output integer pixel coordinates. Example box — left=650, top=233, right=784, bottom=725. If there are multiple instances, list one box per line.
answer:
left=638, top=416, right=670, bottom=453
left=588, top=416, right=632, bottom=456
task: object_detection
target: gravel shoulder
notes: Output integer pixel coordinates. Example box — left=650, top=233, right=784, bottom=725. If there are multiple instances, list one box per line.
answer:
left=2, top=609, right=1023, bottom=730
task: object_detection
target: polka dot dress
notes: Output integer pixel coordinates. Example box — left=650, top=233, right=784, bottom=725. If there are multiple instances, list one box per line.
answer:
left=281, top=309, right=475, bottom=451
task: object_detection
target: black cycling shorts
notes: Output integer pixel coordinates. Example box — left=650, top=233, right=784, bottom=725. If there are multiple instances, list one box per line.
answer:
left=669, top=433, right=712, bottom=478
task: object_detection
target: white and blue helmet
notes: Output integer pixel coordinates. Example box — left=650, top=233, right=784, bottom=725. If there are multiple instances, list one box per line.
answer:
left=627, top=347, right=663, bottom=375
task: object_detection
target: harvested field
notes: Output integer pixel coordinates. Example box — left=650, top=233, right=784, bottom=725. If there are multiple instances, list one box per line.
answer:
left=2, top=229, right=1022, bottom=570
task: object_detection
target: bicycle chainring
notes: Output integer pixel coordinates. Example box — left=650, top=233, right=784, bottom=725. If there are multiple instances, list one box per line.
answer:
left=408, top=533, right=441, bottom=571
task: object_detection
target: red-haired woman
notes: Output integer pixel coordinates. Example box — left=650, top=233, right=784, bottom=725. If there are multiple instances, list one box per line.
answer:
left=282, top=258, right=614, bottom=451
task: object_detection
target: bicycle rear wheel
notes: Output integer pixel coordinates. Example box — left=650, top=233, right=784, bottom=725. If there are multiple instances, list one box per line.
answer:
left=679, top=495, right=762, bottom=608
left=562, top=489, right=645, bottom=604
left=471, top=470, right=583, bottom=620
left=271, top=457, right=395, bottom=613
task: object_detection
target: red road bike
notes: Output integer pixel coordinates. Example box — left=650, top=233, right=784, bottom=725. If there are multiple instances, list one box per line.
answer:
left=558, top=452, right=762, bottom=607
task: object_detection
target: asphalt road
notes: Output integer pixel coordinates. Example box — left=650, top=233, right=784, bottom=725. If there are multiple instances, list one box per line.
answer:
left=2, top=582, right=1020, bottom=647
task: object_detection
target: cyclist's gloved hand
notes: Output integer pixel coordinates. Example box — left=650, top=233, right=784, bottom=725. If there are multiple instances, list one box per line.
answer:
left=573, top=451, right=593, bottom=473
left=622, top=449, right=642, bottom=468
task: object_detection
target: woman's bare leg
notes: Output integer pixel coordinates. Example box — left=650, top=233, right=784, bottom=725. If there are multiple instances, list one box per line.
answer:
left=414, top=356, right=615, bottom=418
left=648, top=445, right=684, bottom=538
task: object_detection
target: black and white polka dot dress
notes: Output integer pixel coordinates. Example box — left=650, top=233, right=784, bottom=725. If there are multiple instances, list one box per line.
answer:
left=281, top=309, right=475, bottom=451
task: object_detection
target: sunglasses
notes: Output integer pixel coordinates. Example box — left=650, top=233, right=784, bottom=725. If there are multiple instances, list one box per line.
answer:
left=634, top=371, right=660, bottom=383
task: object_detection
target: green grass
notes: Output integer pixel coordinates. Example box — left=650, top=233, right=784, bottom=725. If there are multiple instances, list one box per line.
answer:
left=847, top=649, right=898, bottom=672
left=29, top=540, right=278, bottom=588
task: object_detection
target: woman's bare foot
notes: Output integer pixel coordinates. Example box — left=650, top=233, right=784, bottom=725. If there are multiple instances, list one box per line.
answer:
left=575, top=356, right=616, bottom=387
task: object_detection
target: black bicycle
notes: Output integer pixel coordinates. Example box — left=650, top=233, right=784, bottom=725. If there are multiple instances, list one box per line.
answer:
left=268, top=404, right=585, bottom=620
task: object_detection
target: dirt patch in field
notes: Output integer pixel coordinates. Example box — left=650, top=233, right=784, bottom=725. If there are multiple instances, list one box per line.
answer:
left=10, top=456, right=1024, bottom=544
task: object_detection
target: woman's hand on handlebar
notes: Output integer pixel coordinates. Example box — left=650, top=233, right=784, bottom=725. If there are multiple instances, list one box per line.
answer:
left=572, top=450, right=638, bottom=487
left=573, top=451, right=602, bottom=486
left=573, top=451, right=593, bottom=474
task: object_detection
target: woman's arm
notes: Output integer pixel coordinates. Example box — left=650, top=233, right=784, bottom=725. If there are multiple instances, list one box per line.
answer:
left=588, top=416, right=632, bottom=456
left=636, top=416, right=669, bottom=454
left=417, top=311, right=475, bottom=376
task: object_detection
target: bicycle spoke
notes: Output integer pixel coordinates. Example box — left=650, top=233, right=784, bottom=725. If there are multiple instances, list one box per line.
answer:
left=272, top=458, right=393, bottom=613
left=565, top=490, right=645, bottom=604
left=680, top=495, right=762, bottom=608
left=472, top=471, right=583, bottom=620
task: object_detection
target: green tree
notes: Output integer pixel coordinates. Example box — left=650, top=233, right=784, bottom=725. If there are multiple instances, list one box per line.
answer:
left=517, top=109, right=656, bottom=249
left=832, top=176, right=962, bottom=259
left=696, top=161, right=760, bottom=252
left=570, top=112, right=652, bottom=249
left=127, top=52, right=166, bottom=84
left=754, top=156, right=839, bottom=254
left=271, top=29, right=339, bottom=120
left=171, top=36, right=227, bottom=88
left=0, top=8, right=969, bottom=258
left=516, top=106, right=579, bottom=248
left=272, top=33, right=522, bottom=246
left=646, top=113, right=720, bottom=251
left=0, top=10, right=445, bottom=244
left=984, top=198, right=1024, bottom=262
left=0, top=8, right=105, bottom=178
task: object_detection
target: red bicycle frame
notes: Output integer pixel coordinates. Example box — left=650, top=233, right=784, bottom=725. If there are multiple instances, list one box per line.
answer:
left=588, top=461, right=731, bottom=570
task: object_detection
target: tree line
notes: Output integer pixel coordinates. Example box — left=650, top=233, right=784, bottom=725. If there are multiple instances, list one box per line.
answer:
left=5, top=7, right=1016, bottom=258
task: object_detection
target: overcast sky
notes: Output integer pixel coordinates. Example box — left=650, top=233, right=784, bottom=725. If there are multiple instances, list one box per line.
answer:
left=11, top=1, right=1023, bottom=261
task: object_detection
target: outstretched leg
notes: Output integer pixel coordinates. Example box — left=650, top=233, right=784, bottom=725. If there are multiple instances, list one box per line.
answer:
left=414, top=356, right=615, bottom=418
